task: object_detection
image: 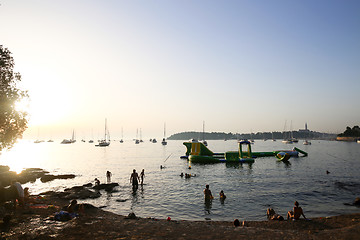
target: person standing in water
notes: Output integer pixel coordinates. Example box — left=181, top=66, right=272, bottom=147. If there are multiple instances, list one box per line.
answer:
left=140, top=169, right=145, bottom=185
left=106, top=171, right=112, bottom=183
left=130, top=169, right=140, bottom=189
left=204, top=184, right=213, bottom=200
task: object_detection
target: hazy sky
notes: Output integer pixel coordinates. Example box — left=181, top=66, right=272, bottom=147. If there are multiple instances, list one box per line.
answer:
left=1, top=0, right=359, bottom=139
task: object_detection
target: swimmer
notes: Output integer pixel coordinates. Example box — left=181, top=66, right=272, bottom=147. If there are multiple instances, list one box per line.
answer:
left=180, top=173, right=184, bottom=177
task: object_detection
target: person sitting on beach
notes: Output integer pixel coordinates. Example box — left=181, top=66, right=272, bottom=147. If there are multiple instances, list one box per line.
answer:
left=11, top=181, right=24, bottom=207
left=287, top=201, right=307, bottom=220
left=67, top=199, right=83, bottom=213
left=130, top=169, right=140, bottom=188
left=204, top=184, right=213, bottom=200
left=94, top=178, right=100, bottom=186
left=219, top=190, right=226, bottom=199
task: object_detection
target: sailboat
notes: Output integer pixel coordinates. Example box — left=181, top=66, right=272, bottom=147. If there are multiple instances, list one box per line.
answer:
left=120, top=127, right=124, bottom=143
left=282, top=121, right=293, bottom=144
left=140, top=128, right=143, bottom=143
left=61, top=130, right=76, bottom=144
left=135, top=128, right=140, bottom=144
left=95, top=119, right=110, bottom=147
left=202, top=121, right=207, bottom=146
left=162, top=123, right=167, bottom=145
left=272, top=132, right=276, bottom=141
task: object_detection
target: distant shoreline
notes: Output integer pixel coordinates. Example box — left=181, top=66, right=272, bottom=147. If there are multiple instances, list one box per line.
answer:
left=336, top=136, right=360, bottom=142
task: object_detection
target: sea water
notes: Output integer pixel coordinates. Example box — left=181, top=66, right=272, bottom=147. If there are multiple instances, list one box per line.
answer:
left=1, top=139, right=360, bottom=221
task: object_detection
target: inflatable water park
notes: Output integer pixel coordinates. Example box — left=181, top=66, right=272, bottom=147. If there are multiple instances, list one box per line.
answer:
left=181, top=140, right=308, bottom=163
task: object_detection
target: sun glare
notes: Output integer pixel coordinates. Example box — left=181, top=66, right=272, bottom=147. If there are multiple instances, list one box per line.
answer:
left=1, top=141, right=36, bottom=174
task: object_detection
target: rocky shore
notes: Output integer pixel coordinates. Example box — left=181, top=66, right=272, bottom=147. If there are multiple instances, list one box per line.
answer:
left=1, top=166, right=360, bottom=239
left=1, top=194, right=360, bottom=240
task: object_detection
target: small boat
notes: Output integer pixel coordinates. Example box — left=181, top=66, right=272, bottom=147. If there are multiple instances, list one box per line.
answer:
left=89, top=140, right=94, bottom=143
left=61, top=139, right=72, bottom=144
left=152, top=138, right=157, bottom=143
left=95, top=119, right=110, bottom=147
left=303, top=140, right=311, bottom=145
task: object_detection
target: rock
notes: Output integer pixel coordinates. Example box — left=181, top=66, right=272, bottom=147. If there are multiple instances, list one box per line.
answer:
left=126, top=212, right=137, bottom=219
left=92, top=183, right=119, bottom=192
left=354, top=197, right=360, bottom=205
left=40, top=174, right=76, bottom=183
left=65, top=189, right=101, bottom=200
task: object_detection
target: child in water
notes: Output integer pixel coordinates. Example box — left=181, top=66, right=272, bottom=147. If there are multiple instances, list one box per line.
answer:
left=219, top=190, right=226, bottom=199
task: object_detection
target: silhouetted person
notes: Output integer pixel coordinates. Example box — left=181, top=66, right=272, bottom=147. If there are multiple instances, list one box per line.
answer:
left=106, top=171, right=112, bottom=183
left=204, top=184, right=213, bottom=200
left=94, top=178, right=100, bottom=186
left=130, top=169, right=139, bottom=189
left=140, top=169, right=145, bottom=185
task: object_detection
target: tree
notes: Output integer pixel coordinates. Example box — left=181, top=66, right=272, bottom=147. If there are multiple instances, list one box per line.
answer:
left=0, top=45, right=28, bottom=151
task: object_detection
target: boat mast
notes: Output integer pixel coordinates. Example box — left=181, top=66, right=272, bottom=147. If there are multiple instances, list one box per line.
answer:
left=164, top=123, right=166, bottom=138
left=202, top=121, right=205, bottom=141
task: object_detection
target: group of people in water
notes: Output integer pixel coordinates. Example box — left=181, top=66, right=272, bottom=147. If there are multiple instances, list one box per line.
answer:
left=130, top=169, right=145, bottom=189
left=94, top=169, right=145, bottom=190
left=203, top=184, right=307, bottom=225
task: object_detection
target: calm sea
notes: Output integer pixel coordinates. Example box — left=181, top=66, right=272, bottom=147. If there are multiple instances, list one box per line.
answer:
left=1, top=139, right=360, bottom=221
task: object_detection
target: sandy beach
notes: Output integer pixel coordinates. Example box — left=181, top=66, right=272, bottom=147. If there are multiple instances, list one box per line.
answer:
left=1, top=194, right=360, bottom=240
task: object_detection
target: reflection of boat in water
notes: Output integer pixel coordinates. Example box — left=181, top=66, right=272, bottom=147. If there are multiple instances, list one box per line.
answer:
left=95, top=119, right=110, bottom=147
left=181, top=141, right=307, bottom=163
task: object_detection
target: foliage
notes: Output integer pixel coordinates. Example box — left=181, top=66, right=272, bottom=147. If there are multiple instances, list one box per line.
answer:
left=338, top=126, right=360, bottom=137
left=0, top=45, right=28, bottom=151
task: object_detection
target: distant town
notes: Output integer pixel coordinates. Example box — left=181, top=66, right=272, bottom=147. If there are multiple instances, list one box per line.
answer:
left=168, top=124, right=337, bottom=141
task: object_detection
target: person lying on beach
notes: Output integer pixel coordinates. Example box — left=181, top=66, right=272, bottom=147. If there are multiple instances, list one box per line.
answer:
left=287, top=201, right=307, bottom=220
left=267, top=208, right=284, bottom=220
left=204, top=185, right=213, bottom=200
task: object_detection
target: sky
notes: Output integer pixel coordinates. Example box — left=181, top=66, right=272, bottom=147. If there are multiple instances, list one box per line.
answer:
left=0, top=0, right=359, bottom=140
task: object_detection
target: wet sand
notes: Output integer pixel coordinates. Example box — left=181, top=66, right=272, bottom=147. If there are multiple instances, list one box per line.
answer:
left=2, top=195, right=360, bottom=240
